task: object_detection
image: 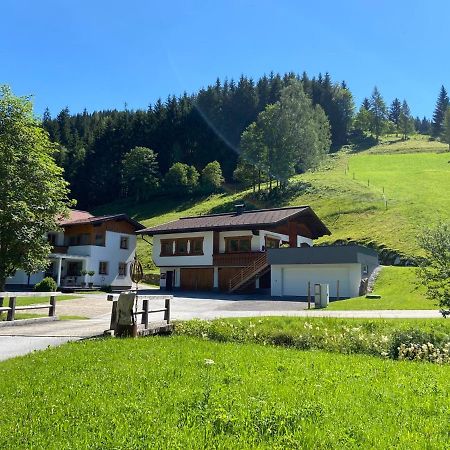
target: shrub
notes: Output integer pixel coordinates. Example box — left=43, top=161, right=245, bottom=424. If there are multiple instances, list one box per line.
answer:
left=34, top=277, right=57, bottom=292
left=175, top=318, right=450, bottom=364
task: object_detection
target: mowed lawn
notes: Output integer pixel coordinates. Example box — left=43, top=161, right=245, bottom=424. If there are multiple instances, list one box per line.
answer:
left=328, top=266, right=435, bottom=310
left=0, top=336, right=449, bottom=449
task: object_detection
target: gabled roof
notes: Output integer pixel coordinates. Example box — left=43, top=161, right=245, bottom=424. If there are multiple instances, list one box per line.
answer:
left=59, top=210, right=145, bottom=230
left=138, top=206, right=331, bottom=239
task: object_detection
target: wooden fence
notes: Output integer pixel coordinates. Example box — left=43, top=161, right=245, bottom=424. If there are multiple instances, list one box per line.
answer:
left=0, top=296, right=56, bottom=322
left=107, top=294, right=171, bottom=331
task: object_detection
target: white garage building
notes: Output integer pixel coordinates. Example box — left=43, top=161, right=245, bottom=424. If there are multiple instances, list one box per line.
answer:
left=269, top=245, right=379, bottom=299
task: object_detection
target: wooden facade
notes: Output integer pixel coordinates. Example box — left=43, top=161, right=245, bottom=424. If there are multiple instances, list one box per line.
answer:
left=180, top=268, right=214, bottom=291
left=63, top=219, right=136, bottom=246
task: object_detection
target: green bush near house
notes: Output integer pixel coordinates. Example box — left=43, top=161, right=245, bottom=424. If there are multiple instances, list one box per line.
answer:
left=34, top=277, right=57, bottom=292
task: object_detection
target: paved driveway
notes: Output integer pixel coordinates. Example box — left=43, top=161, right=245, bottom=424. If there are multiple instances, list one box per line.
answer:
left=0, top=290, right=442, bottom=361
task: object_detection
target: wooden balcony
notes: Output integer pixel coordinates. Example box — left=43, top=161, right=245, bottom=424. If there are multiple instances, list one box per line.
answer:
left=213, top=252, right=264, bottom=267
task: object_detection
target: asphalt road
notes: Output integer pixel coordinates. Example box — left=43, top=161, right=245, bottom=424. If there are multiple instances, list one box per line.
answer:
left=0, top=291, right=441, bottom=361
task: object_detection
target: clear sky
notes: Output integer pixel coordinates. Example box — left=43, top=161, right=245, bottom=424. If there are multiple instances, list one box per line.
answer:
left=2, top=0, right=449, bottom=118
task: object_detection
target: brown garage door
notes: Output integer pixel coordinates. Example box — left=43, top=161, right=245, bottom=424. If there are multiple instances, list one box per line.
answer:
left=180, top=268, right=214, bottom=291
left=218, top=267, right=256, bottom=292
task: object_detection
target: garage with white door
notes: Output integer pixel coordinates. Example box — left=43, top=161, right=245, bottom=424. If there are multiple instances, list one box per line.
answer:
left=268, top=245, right=379, bottom=299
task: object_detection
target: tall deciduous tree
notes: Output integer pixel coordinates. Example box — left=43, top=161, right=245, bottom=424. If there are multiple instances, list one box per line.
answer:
left=0, top=86, right=71, bottom=290
left=164, top=162, right=199, bottom=194
left=431, top=85, right=449, bottom=137
left=122, top=146, right=160, bottom=202
left=201, top=161, right=224, bottom=192
left=417, top=222, right=450, bottom=311
left=238, top=80, right=331, bottom=190
left=369, top=86, right=387, bottom=142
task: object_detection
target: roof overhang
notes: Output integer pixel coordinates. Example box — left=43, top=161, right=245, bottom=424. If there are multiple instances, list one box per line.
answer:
left=137, top=206, right=331, bottom=239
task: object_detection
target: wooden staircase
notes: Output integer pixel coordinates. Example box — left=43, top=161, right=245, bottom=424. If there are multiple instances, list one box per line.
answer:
left=228, top=253, right=269, bottom=293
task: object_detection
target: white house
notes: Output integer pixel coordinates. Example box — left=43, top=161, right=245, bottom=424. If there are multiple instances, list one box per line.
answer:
left=138, top=205, right=379, bottom=298
left=7, top=210, right=144, bottom=290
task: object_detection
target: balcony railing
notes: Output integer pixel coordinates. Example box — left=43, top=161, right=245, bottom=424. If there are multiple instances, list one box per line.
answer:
left=213, top=251, right=264, bottom=267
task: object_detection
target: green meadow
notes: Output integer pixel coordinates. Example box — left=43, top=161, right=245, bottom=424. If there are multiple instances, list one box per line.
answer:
left=327, top=266, right=435, bottom=310
left=0, top=335, right=449, bottom=449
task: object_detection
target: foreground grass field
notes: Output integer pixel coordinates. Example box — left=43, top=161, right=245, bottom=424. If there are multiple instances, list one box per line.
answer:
left=328, top=266, right=434, bottom=310
left=0, top=335, right=449, bottom=449
left=95, top=135, right=450, bottom=273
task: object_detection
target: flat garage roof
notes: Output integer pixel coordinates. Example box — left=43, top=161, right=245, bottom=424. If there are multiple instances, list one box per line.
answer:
left=267, top=245, right=379, bottom=266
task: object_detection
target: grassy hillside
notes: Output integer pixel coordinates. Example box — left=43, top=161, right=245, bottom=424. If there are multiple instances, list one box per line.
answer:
left=327, top=266, right=435, bottom=310
left=94, top=135, right=449, bottom=272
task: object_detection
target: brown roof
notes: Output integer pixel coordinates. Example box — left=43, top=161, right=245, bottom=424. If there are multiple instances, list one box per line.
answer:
left=59, top=210, right=94, bottom=225
left=138, top=206, right=330, bottom=239
left=59, top=210, right=145, bottom=230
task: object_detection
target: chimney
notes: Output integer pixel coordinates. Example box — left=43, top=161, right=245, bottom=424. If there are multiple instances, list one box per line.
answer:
left=235, top=204, right=245, bottom=215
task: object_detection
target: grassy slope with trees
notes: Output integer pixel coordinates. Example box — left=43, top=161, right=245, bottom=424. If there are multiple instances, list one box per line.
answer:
left=95, top=134, right=449, bottom=274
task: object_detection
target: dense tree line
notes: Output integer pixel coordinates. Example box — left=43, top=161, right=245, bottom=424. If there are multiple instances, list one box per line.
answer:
left=42, top=72, right=447, bottom=208
left=42, top=71, right=353, bottom=207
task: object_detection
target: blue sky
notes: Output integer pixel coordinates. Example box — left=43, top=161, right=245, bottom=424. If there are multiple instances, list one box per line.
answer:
left=2, top=0, right=449, bottom=118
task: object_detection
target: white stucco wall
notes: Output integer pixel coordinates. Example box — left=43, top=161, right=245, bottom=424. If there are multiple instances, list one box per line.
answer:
left=271, top=263, right=362, bottom=298
left=86, top=231, right=136, bottom=287
left=7, top=230, right=137, bottom=288
left=7, top=271, right=45, bottom=285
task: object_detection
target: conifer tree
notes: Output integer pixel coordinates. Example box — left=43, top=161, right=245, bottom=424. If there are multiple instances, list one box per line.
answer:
left=441, top=108, right=450, bottom=151
left=388, top=98, right=402, bottom=135
left=398, top=100, right=414, bottom=140
left=369, top=87, right=387, bottom=142
left=431, top=85, right=449, bottom=137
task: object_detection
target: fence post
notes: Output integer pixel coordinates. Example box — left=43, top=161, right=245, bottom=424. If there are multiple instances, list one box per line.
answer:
left=108, top=295, right=118, bottom=331
left=336, top=280, right=340, bottom=301
left=164, top=298, right=171, bottom=324
left=142, top=299, right=149, bottom=329
left=7, top=297, right=16, bottom=321
left=307, top=282, right=311, bottom=310
left=49, top=295, right=56, bottom=317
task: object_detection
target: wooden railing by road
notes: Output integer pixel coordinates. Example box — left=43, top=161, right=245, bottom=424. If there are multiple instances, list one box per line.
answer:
left=228, top=253, right=269, bottom=293
left=0, top=295, right=56, bottom=322
left=107, top=294, right=172, bottom=331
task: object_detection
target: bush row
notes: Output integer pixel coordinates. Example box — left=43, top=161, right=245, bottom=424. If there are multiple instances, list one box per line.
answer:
left=174, top=317, right=450, bottom=364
